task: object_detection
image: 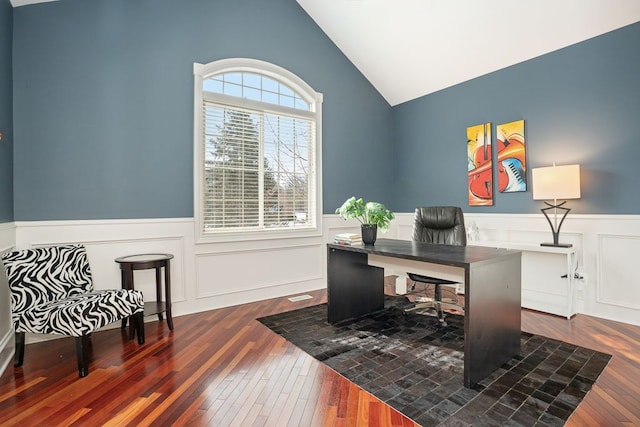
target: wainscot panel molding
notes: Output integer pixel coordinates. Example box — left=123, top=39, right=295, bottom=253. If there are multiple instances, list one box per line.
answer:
left=597, top=234, right=640, bottom=311
left=0, top=222, right=16, bottom=376
left=395, top=212, right=640, bottom=327
left=194, top=244, right=324, bottom=298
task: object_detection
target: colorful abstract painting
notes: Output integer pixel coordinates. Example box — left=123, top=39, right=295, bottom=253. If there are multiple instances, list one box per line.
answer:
left=467, top=122, right=493, bottom=206
left=496, top=120, right=526, bottom=193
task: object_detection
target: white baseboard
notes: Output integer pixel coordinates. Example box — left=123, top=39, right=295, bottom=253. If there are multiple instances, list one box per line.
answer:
left=0, top=327, right=13, bottom=377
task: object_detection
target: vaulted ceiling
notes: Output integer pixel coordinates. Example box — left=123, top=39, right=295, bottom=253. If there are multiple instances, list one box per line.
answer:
left=296, top=0, right=640, bottom=105
left=10, top=0, right=640, bottom=106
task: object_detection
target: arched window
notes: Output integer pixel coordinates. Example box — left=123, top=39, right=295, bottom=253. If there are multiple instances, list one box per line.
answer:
left=193, top=59, right=323, bottom=241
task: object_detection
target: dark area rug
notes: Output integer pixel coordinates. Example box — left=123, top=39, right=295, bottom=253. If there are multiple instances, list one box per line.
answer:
left=258, top=296, right=611, bottom=426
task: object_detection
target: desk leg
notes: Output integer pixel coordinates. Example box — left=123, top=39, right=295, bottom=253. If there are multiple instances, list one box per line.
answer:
left=464, top=254, right=521, bottom=388
left=327, top=247, right=384, bottom=323
left=165, top=261, right=173, bottom=330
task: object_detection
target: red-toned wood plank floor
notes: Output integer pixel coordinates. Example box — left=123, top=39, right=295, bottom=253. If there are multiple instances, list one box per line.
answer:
left=0, top=287, right=639, bottom=426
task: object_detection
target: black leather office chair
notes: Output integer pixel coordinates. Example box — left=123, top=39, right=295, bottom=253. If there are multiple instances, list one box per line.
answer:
left=405, top=206, right=466, bottom=325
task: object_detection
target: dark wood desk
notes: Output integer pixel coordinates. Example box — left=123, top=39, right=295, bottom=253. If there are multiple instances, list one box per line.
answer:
left=327, top=238, right=521, bottom=387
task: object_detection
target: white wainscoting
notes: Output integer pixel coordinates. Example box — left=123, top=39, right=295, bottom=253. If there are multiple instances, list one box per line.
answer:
left=16, top=219, right=192, bottom=307
left=191, top=242, right=326, bottom=314
left=13, top=218, right=337, bottom=326
left=0, top=222, right=16, bottom=375
left=408, top=212, right=640, bottom=327
left=5, top=213, right=640, bottom=347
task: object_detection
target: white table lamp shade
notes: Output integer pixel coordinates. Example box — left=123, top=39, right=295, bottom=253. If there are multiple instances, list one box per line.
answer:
left=532, top=164, right=581, bottom=201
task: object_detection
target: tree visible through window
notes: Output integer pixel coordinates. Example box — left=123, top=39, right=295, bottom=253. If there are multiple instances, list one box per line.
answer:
left=194, top=59, right=322, bottom=239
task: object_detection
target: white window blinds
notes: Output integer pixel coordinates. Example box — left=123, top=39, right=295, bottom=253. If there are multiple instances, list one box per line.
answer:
left=201, top=101, right=316, bottom=233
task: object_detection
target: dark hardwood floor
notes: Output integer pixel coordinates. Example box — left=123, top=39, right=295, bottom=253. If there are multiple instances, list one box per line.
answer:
left=0, top=286, right=639, bottom=426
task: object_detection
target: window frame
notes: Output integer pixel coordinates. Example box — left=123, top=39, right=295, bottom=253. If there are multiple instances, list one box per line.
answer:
left=193, top=58, right=323, bottom=243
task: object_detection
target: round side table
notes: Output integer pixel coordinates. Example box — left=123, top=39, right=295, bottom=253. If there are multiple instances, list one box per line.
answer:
left=115, top=253, right=174, bottom=331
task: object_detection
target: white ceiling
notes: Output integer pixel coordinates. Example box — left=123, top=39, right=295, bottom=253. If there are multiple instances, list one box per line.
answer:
left=10, top=0, right=640, bottom=106
left=297, top=0, right=640, bottom=106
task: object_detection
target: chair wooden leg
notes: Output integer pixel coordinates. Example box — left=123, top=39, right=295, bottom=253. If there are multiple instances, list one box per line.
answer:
left=14, top=332, right=25, bottom=367
left=75, top=335, right=90, bottom=377
left=135, top=312, right=145, bottom=345
left=128, top=316, right=135, bottom=340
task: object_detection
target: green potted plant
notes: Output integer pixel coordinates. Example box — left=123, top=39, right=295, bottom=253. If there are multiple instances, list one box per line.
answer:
left=335, top=196, right=395, bottom=245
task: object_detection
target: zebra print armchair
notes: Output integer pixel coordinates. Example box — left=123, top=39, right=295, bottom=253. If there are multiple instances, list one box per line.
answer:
left=1, top=244, right=146, bottom=377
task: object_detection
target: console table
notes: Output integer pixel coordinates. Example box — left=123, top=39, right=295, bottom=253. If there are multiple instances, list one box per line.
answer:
left=469, top=241, right=578, bottom=319
left=327, top=238, right=521, bottom=388
left=115, top=253, right=174, bottom=331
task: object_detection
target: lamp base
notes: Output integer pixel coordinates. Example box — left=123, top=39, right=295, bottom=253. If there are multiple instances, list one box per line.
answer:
left=540, top=242, right=573, bottom=248
left=539, top=202, right=573, bottom=249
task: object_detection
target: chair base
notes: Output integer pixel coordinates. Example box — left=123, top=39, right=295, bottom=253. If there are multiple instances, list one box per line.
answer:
left=405, top=299, right=445, bottom=324
left=404, top=283, right=464, bottom=326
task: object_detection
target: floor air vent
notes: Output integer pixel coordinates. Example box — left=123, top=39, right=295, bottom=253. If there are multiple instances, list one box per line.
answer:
left=288, top=294, right=313, bottom=302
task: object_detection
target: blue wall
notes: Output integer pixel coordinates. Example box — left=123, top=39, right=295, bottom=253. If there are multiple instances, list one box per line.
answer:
left=12, top=0, right=394, bottom=220
left=392, top=22, right=640, bottom=214
left=10, top=1, right=640, bottom=220
left=0, top=0, right=13, bottom=222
